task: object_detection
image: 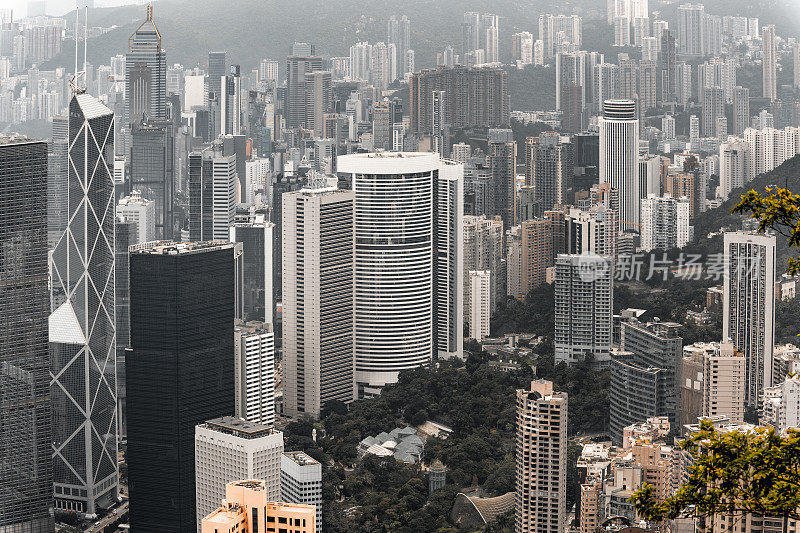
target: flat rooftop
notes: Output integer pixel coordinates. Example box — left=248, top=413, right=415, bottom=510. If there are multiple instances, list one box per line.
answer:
left=130, top=241, right=234, bottom=256
left=283, top=450, right=320, bottom=466
left=200, top=416, right=277, bottom=439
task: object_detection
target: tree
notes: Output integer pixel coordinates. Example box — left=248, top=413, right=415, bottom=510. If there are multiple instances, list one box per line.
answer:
left=630, top=420, right=800, bottom=530
left=733, top=186, right=800, bottom=275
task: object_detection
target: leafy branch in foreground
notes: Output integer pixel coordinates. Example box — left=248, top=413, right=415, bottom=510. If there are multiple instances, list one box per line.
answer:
left=630, top=420, right=800, bottom=530
left=732, top=186, right=800, bottom=275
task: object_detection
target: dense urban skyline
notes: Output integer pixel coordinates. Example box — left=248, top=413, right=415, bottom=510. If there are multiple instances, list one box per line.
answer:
left=1, top=0, right=800, bottom=532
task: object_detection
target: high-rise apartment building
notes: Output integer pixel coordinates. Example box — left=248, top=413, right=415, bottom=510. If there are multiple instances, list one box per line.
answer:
left=188, top=139, right=237, bottom=242
left=0, top=138, right=53, bottom=531
left=234, top=322, right=276, bottom=427
left=387, top=15, right=411, bottom=78
left=304, top=70, right=331, bottom=138
left=599, top=100, right=640, bottom=229
left=762, top=24, right=777, bottom=101
left=701, top=86, right=725, bottom=138
left=463, top=215, right=504, bottom=313
left=126, top=5, right=166, bottom=124
left=701, top=342, right=746, bottom=424
left=434, top=160, right=464, bottom=360
left=719, top=139, right=751, bottom=200
left=732, top=86, right=750, bottom=136
left=762, top=376, right=800, bottom=434
left=488, top=129, right=517, bottom=228
left=339, top=152, right=436, bottom=397
left=512, top=32, right=534, bottom=65
left=515, top=380, right=568, bottom=533
left=520, top=214, right=562, bottom=295
left=409, top=66, right=509, bottom=133
left=282, top=185, right=355, bottom=417
left=639, top=194, right=690, bottom=251
left=195, top=417, right=283, bottom=532
left=127, top=241, right=238, bottom=532
left=50, top=93, right=119, bottom=515
left=525, top=132, right=574, bottom=211
left=723, top=231, right=776, bottom=407
left=230, top=217, right=275, bottom=324
left=281, top=452, right=322, bottom=533
left=610, top=320, right=683, bottom=442
left=468, top=270, right=491, bottom=341
left=554, top=254, right=614, bottom=365
left=286, top=54, right=323, bottom=129
left=200, top=480, right=316, bottom=533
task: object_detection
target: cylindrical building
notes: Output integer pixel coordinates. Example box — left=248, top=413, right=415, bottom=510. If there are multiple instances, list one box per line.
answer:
left=598, top=99, right=640, bottom=229
left=338, top=152, right=437, bottom=397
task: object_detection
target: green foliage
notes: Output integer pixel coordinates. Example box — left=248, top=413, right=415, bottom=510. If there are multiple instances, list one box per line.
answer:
left=631, top=420, right=800, bottom=526
left=733, top=187, right=800, bottom=276
left=491, top=283, right=555, bottom=337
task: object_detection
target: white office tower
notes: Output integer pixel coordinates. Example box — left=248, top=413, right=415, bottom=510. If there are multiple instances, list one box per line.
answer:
left=719, top=139, right=751, bottom=200
left=639, top=154, right=662, bottom=198
left=435, top=160, right=464, bottom=360
left=282, top=185, right=355, bottom=418
left=599, top=100, right=640, bottom=229
left=234, top=322, right=276, bottom=427
left=515, top=380, right=568, bottom=533
left=763, top=376, right=800, bottom=434
left=762, top=24, right=777, bottom=101
left=281, top=451, right=322, bottom=533
left=468, top=270, right=491, bottom=342
left=566, top=206, right=617, bottom=258
left=639, top=194, right=690, bottom=252
left=188, top=142, right=237, bottom=241
left=554, top=254, right=613, bottom=365
left=702, top=341, right=746, bottom=424
left=723, top=232, right=776, bottom=408
left=117, top=190, right=156, bottom=243
left=339, top=152, right=437, bottom=397
left=195, top=417, right=283, bottom=532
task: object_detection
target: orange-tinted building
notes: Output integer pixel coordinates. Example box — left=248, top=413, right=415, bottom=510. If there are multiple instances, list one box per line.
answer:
left=201, top=480, right=316, bottom=533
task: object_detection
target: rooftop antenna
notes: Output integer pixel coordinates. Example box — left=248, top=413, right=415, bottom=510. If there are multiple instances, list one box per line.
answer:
left=83, top=5, right=87, bottom=91
left=71, top=4, right=78, bottom=93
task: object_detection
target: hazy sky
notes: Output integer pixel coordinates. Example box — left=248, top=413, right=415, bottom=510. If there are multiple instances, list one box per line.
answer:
left=4, top=0, right=144, bottom=20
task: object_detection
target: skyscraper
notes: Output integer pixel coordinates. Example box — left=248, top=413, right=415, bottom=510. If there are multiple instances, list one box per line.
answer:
left=127, top=241, right=238, bottom=533
left=282, top=185, right=355, bottom=417
left=387, top=15, right=411, bottom=79
left=304, top=70, right=331, bottom=138
left=47, top=115, right=69, bottom=247
left=701, top=86, right=725, bottom=138
left=468, top=270, right=491, bottom=342
left=0, top=138, right=53, bottom=532
left=732, top=86, right=750, bottom=136
left=207, top=51, right=227, bottom=109
left=194, top=417, right=283, bottom=532
left=525, top=132, right=574, bottom=211
left=126, top=4, right=166, bottom=124
left=50, top=93, right=118, bottom=516
left=554, top=254, right=614, bottom=365
left=234, top=322, right=276, bottom=427
left=762, top=24, right=778, bottom=101
left=488, top=129, right=516, bottom=228
left=639, top=194, right=690, bottom=251
left=462, top=12, right=480, bottom=56
left=281, top=452, right=323, bottom=533
left=434, top=160, right=464, bottom=360
left=220, top=64, right=242, bottom=135
left=482, top=13, right=499, bottom=63
left=229, top=217, right=275, bottom=324
left=339, top=152, right=437, bottom=397
left=286, top=54, right=323, bottom=129
left=723, top=232, right=776, bottom=407
left=719, top=139, right=750, bottom=200
left=188, top=139, right=237, bottom=242
left=515, top=380, right=568, bottom=533
left=130, top=118, right=174, bottom=239
left=599, top=100, right=639, bottom=229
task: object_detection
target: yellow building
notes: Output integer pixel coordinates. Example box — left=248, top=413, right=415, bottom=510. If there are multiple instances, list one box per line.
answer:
left=201, top=479, right=316, bottom=533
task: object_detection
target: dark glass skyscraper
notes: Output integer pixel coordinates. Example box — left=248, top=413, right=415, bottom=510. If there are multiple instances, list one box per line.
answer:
left=130, top=118, right=174, bottom=239
left=127, top=242, right=237, bottom=533
left=229, top=217, right=274, bottom=324
left=0, top=138, right=53, bottom=532
left=50, top=93, right=119, bottom=515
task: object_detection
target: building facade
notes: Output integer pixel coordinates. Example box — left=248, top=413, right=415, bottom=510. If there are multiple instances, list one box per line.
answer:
left=234, top=322, right=276, bottom=427
left=281, top=452, right=322, bottom=533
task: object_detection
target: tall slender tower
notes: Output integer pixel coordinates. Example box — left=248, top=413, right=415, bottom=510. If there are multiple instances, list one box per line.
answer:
left=515, top=380, right=568, bottom=533
left=723, top=231, right=776, bottom=408
left=0, top=138, right=53, bottom=532
left=126, top=4, right=166, bottom=124
left=50, top=92, right=118, bottom=515
left=762, top=25, right=777, bottom=101
left=599, top=99, right=639, bottom=229
left=282, top=184, right=355, bottom=418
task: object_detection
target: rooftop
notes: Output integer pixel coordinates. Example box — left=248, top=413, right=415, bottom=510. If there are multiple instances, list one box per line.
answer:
left=283, top=451, right=320, bottom=467
left=200, top=416, right=277, bottom=439
left=130, top=240, right=235, bottom=256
